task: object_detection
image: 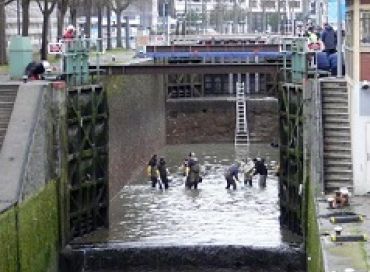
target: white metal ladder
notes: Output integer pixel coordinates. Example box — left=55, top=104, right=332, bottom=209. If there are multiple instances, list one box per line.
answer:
left=235, top=82, right=249, bottom=146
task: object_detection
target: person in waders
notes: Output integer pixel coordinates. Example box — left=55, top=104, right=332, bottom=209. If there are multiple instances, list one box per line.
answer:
left=185, top=157, right=201, bottom=189
left=224, top=162, right=240, bottom=190
left=147, top=155, right=161, bottom=189
left=253, top=158, right=268, bottom=187
left=158, top=157, right=169, bottom=190
left=243, top=160, right=255, bottom=186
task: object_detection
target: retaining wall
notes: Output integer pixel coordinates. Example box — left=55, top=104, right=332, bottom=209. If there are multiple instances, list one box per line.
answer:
left=106, top=75, right=166, bottom=197
left=0, top=82, right=61, bottom=272
left=166, top=98, right=279, bottom=144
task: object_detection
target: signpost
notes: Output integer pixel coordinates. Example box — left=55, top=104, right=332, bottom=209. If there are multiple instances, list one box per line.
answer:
left=48, top=43, right=64, bottom=55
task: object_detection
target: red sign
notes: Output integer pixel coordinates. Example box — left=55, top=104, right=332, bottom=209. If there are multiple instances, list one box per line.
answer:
left=48, top=43, right=64, bottom=55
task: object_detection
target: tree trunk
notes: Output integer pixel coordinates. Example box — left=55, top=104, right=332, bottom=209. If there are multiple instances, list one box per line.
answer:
left=22, top=0, right=30, bottom=36
left=41, top=11, right=50, bottom=60
left=0, top=2, right=6, bottom=64
left=84, top=0, right=92, bottom=37
left=97, top=4, right=102, bottom=51
left=125, top=16, right=130, bottom=49
left=57, top=0, right=68, bottom=40
left=116, top=10, right=122, bottom=48
left=70, top=6, right=77, bottom=26
left=106, top=6, right=112, bottom=50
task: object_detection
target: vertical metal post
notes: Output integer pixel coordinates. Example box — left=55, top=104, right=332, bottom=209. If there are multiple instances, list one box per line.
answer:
left=17, top=0, right=20, bottom=35
left=337, top=0, right=343, bottom=77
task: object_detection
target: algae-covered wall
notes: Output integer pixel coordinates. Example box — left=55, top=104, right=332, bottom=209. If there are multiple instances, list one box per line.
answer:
left=106, top=75, right=166, bottom=196
left=306, top=177, right=324, bottom=272
left=0, top=181, right=59, bottom=272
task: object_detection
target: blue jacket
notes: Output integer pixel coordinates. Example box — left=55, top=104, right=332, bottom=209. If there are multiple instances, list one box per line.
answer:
left=321, top=25, right=337, bottom=50
left=225, top=164, right=239, bottom=179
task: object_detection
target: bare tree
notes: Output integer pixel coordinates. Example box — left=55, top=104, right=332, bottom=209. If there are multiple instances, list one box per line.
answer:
left=36, top=0, right=57, bottom=60
left=0, top=0, right=14, bottom=64
left=111, top=0, right=131, bottom=48
left=57, top=0, right=69, bottom=40
left=22, top=0, right=30, bottom=36
left=106, top=5, right=112, bottom=50
left=84, top=0, right=92, bottom=37
left=69, top=0, right=79, bottom=25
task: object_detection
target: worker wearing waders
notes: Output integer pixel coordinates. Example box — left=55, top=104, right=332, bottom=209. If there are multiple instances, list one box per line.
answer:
left=224, top=162, right=240, bottom=190
left=185, top=157, right=201, bottom=189
left=243, top=160, right=255, bottom=186
left=253, top=158, right=268, bottom=187
left=147, top=155, right=161, bottom=189
left=158, top=157, right=169, bottom=189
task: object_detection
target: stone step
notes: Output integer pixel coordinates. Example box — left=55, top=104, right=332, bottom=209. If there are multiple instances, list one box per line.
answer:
left=324, top=160, right=352, bottom=167
left=324, top=145, right=351, bottom=152
left=321, top=81, right=347, bottom=89
left=322, top=91, right=348, bottom=96
left=324, top=152, right=352, bottom=159
left=324, top=174, right=352, bottom=182
left=0, top=122, right=10, bottom=129
left=325, top=165, right=352, bottom=172
left=325, top=167, right=352, bottom=174
left=325, top=182, right=353, bottom=192
left=322, top=111, right=349, bottom=116
left=323, top=123, right=350, bottom=129
left=324, top=138, right=351, bottom=144
left=322, top=97, right=348, bottom=104
left=323, top=117, right=349, bottom=123
left=324, top=131, right=351, bottom=138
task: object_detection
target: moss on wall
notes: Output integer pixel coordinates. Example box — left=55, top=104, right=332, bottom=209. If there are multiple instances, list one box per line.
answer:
left=0, top=181, right=59, bottom=272
left=306, top=180, right=324, bottom=272
left=0, top=208, right=18, bottom=272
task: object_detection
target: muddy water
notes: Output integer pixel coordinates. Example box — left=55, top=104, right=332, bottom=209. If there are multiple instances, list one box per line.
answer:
left=73, top=144, right=304, bottom=272
left=79, top=143, right=299, bottom=247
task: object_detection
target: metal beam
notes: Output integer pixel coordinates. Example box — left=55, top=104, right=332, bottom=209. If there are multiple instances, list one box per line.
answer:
left=146, top=44, right=280, bottom=52
left=93, top=63, right=281, bottom=75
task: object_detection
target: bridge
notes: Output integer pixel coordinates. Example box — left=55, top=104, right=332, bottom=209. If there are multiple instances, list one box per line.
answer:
left=0, top=37, right=359, bottom=272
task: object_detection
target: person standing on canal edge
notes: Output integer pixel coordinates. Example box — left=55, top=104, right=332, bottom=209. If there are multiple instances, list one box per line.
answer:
left=185, top=157, right=201, bottom=189
left=158, top=157, right=169, bottom=190
left=224, top=162, right=240, bottom=190
left=147, top=155, right=161, bottom=189
left=321, top=23, right=337, bottom=55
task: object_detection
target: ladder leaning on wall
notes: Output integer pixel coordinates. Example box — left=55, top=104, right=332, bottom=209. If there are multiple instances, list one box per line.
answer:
left=235, top=82, right=250, bottom=146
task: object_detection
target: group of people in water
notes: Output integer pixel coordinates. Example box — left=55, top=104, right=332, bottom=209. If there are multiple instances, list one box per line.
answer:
left=147, top=152, right=272, bottom=191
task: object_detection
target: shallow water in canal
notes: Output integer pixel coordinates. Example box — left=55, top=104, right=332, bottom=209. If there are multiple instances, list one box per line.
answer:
left=79, top=143, right=300, bottom=248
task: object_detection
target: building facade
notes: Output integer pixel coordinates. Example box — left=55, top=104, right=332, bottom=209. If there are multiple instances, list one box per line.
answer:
left=345, top=0, right=370, bottom=194
left=172, top=0, right=305, bottom=33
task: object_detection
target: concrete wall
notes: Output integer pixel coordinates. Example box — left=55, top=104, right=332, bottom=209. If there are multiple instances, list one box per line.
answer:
left=166, top=98, right=279, bottom=144
left=106, top=75, right=166, bottom=197
left=0, top=82, right=61, bottom=272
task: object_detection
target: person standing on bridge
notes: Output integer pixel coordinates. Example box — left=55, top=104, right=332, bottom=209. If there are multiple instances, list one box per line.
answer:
left=158, top=157, right=169, bottom=190
left=224, top=162, right=240, bottom=190
left=147, top=155, right=161, bottom=189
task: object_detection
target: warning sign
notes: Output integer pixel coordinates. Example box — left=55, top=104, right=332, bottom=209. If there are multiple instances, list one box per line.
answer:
left=48, top=43, right=64, bottom=55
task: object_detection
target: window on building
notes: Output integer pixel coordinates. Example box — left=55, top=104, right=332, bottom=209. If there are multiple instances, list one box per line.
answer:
left=263, top=1, right=276, bottom=8
left=361, top=11, right=370, bottom=44
left=250, top=0, right=257, bottom=8
left=345, top=11, right=353, bottom=47
left=289, top=1, right=300, bottom=8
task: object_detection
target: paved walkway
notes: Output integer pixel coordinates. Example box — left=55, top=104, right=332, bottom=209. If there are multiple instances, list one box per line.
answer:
left=318, top=195, right=370, bottom=272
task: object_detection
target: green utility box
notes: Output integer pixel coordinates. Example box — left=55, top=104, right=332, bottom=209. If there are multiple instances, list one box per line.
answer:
left=8, top=36, right=33, bottom=79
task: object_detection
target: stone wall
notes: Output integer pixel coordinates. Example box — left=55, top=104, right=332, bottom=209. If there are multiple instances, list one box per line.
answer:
left=166, top=98, right=279, bottom=144
left=106, top=75, right=166, bottom=197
